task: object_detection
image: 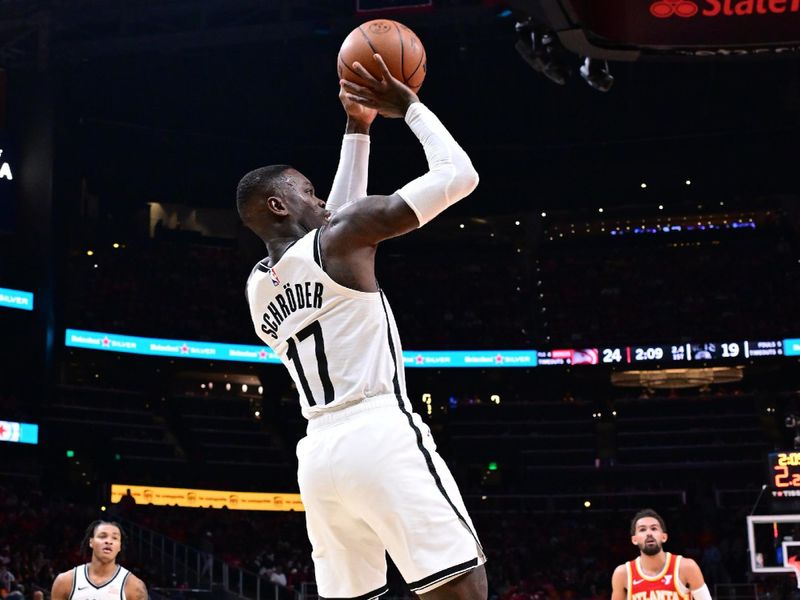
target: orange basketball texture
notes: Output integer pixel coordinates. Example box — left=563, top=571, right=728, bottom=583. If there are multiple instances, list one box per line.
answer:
left=338, top=20, right=427, bottom=93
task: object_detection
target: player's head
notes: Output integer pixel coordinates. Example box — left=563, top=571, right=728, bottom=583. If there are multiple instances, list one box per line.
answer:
left=236, top=165, right=329, bottom=239
left=630, top=509, right=667, bottom=556
left=81, top=520, right=126, bottom=563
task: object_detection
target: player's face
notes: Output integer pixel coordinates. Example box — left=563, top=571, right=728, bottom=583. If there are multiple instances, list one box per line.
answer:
left=90, top=524, right=122, bottom=563
left=631, top=517, right=667, bottom=556
left=282, top=169, right=330, bottom=232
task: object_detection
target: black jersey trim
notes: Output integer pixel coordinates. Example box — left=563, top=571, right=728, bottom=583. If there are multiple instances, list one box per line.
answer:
left=407, top=557, right=479, bottom=591
left=119, top=571, right=130, bottom=600
left=84, top=563, right=121, bottom=589
left=313, top=229, right=323, bottom=269
left=68, top=566, right=77, bottom=600
left=319, top=583, right=389, bottom=600
left=377, top=291, right=484, bottom=554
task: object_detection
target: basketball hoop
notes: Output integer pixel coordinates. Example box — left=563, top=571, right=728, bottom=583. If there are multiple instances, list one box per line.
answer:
left=787, top=555, right=800, bottom=589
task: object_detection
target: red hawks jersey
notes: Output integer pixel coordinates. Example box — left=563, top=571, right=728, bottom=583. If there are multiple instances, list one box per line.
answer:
left=626, top=553, right=690, bottom=600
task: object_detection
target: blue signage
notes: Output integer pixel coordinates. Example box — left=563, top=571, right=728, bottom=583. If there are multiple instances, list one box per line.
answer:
left=65, top=328, right=538, bottom=368
left=785, top=339, right=800, bottom=357
left=0, top=420, right=39, bottom=445
left=0, top=287, right=33, bottom=311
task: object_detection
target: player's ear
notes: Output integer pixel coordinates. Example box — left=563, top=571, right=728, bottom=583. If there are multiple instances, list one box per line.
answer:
left=662, top=532, right=668, bottom=543
left=266, top=195, right=288, bottom=216
left=631, top=536, right=638, bottom=546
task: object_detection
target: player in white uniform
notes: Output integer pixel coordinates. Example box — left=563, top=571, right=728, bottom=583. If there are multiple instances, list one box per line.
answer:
left=238, top=55, right=486, bottom=600
left=51, top=521, right=147, bottom=600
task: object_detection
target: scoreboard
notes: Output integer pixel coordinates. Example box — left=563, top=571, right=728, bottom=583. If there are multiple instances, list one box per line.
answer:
left=769, top=452, right=800, bottom=498
left=538, top=339, right=784, bottom=366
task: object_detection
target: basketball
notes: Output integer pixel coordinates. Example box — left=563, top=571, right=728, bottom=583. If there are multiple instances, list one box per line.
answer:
left=338, top=19, right=427, bottom=93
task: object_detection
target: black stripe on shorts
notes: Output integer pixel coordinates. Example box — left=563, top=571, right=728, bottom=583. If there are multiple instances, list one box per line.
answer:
left=408, top=557, right=479, bottom=592
left=377, top=291, right=484, bottom=553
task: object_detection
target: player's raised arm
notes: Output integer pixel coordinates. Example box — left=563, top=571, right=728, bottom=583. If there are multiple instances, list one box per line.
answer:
left=328, top=53, right=478, bottom=246
left=325, top=85, right=377, bottom=214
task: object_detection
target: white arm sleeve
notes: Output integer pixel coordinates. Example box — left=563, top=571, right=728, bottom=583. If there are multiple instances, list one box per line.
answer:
left=691, top=584, right=712, bottom=600
left=395, top=102, right=479, bottom=227
left=325, top=133, right=370, bottom=213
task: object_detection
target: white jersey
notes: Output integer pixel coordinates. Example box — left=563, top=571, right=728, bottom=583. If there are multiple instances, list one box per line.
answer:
left=246, top=229, right=408, bottom=420
left=69, top=564, right=130, bottom=600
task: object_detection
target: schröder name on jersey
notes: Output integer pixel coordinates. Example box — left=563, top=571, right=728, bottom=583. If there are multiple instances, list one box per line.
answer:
left=261, top=282, right=324, bottom=339
left=632, top=592, right=682, bottom=600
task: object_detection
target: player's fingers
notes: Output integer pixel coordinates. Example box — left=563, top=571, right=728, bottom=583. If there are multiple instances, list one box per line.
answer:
left=344, top=93, right=377, bottom=107
left=340, top=79, right=371, bottom=94
left=372, top=54, right=394, bottom=81
left=350, top=62, right=381, bottom=86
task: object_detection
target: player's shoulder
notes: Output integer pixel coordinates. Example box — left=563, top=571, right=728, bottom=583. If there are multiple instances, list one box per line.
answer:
left=123, top=572, right=147, bottom=600
left=677, top=556, right=701, bottom=572
left=612, top=563, right=629, bottom=579
left=51, top=569, right=76, bottom=599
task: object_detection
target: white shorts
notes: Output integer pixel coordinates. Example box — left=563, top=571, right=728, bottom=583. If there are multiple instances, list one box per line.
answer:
left=297, top=394, right=485, bottom=599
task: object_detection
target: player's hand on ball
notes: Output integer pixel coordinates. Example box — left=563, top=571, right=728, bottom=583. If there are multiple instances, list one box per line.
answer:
left=339, top=84, right=377, bottom=126
left=340, top=54, right=419, bottom=119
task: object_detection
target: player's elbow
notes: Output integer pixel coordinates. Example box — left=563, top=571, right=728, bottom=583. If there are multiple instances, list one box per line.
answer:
left=449, top=162, right=479, bottom=202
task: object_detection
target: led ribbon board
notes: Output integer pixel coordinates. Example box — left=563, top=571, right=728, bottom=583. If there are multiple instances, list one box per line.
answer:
left=0, top=420, right=39, bottom=444
left=111, top=484, right=303, bottom=511
left=0, top=287, right=33, bottom=311
left=65, top=329, right=538, bottom=367
left=66, top=328, right=796, bottom=367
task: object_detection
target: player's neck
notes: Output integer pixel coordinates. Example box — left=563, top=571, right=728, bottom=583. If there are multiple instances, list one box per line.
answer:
left=265, top=235, right=301, bottom=265
left=88, top=557, right=118, bottom=580
left=638, top=551, right=668, bottom=576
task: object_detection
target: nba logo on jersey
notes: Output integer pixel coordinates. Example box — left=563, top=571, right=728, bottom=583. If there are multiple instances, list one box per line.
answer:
left=269, top=268, right=280, bottom=286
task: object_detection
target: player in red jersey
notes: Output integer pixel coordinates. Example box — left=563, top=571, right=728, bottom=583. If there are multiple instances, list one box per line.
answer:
left=612, top=509, right=711, bottom=600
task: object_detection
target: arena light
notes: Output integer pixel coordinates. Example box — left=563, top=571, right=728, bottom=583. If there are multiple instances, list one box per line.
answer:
left=514, top=19, right=568, bottom=86
left=579, top=58, right=614, bottom=92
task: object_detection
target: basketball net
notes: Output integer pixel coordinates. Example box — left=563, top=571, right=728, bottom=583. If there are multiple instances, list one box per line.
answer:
left=787, top=555, right=800, bottom=589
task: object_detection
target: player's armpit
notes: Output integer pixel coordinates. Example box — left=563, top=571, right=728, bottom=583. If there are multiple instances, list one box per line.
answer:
left=50, top=571, right=73, bottom=600
left=325, top=192, right=419, bottom=248
left=611, top=564, right=628, bottom=600
left=679, top=557, right=706, bottom=591
left=125, top=575, right=148, bottom=600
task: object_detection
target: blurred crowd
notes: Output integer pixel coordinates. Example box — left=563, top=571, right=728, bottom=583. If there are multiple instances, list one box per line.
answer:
left=63, top=208, right=798, bottom=352
left=0, top=481, right=786, bottom=600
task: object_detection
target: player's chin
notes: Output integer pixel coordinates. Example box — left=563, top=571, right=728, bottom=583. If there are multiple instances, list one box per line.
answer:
left=641, top=543, right=661, bottom=556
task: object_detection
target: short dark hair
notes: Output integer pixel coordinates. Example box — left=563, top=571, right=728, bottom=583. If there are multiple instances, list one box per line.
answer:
left=236, top=164, right=293, bottom=218
left=81, top=520, right=126, bottom=558
left=630, top=509, right=667, bottom=535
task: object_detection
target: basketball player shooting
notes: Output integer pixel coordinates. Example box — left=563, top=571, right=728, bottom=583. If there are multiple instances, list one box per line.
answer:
left=612, top=509, right=711, bottom=600
left=50, top=520, right=147, bottom=600
left=237, top=53, right=486, bottom=600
